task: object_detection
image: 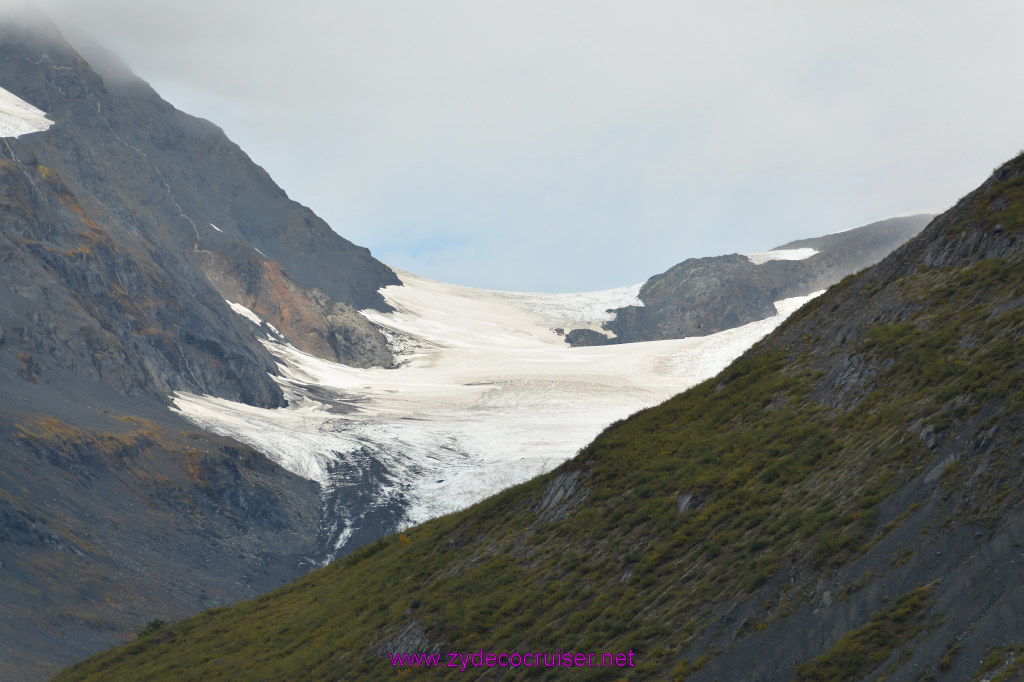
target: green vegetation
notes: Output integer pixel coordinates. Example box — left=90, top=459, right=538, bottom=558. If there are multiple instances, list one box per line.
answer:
left=58, top=155, right=1024, bottom=680
left=794, top=584, right=936, bottom=681
left=973, top=643, right=1024, bottom=681
left=137, top=619, right=169, bottom=638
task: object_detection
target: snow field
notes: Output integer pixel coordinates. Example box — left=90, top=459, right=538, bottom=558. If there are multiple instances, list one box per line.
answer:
left=0, top=86, right=52, bottom=138
left=175, top=272, right=823, bottom=549
left=744, top=248, right=817, bottom=265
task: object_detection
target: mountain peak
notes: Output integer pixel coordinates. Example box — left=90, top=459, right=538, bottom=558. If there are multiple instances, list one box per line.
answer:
left=0, top=22, right=400, bottom=676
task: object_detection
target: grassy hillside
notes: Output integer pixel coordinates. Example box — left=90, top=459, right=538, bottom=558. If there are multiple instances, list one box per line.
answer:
left=60, top=152, right=1024, bottom=680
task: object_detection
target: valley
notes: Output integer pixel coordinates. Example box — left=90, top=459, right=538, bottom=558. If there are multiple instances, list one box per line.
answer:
left=173, top=270, right=821, bottom=558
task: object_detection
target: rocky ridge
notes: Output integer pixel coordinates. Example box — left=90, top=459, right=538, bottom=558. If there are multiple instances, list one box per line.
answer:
left=568, top=215, right=931, bottom=345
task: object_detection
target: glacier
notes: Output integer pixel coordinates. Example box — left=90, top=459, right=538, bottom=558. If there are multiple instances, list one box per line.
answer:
left=175, top=271, right=822, bottom=560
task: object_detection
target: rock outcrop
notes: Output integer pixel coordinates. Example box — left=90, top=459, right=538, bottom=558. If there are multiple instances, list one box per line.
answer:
left=568, top=215, right=931, bottom=345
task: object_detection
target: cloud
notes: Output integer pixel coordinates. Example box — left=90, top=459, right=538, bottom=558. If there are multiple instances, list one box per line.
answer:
left=13, top=1, right=1024, bottom=290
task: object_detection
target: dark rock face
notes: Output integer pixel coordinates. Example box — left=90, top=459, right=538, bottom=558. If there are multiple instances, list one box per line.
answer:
left=0, top=407, right=322, bottom=681
left=316, top=448, right=411, bottom=559
left=608, top=253, right=782, bottom=342
left=1, top=20, right=397, bottom=383
left=564, top=327, right=612, bottom=346
left=569, top=215, right=932, bottom=345
left=0, top=19, right=397, bottom=679
left=0, top=142, right=287, bottom=407
left=203, top=248, right=392, bottom=368
left=2, top=22, right=400, bottom=311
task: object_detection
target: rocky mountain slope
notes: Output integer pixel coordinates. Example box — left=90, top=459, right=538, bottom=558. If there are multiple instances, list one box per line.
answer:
left=0, top=19, right=397, bottom=679
left=60, top=152, right=1024, bottom=681
left=567, top=215, right=930, bottom=346
left=1, top=20, right=397, bottom=382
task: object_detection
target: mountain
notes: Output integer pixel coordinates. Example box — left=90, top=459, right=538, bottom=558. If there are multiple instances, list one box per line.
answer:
left=59, top=152, right=1024, bottom=681
left=0, top=18, right=397, bottom=679
left=566, top=214, right=930, bottom=346
left=1, top=20, right=398, bottom=383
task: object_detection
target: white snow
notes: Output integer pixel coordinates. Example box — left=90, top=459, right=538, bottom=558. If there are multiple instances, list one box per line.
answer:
left=209, top=222, right=223, bottom=232
left=177, top=273, right=824, bottom=552
left=466, top=280, right=643, bottom=333
left=745, top=248, right=817, bottom=265
left=225, top=300, right=264, bottom=326
left=0, top=86, right=52, bottom=138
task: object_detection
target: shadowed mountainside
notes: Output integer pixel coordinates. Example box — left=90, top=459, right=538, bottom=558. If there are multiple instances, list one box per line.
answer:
left=0, top=19, right=397, bottom=679
left=1, top=20, right=397, bottom=382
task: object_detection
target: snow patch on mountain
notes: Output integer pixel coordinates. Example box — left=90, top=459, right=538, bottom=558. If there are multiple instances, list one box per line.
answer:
left=0, top=86, right=52, bottom=138
left=745, top=248, right=817, bottom=265
left=225, top=300, right=264, bottom=326
left=175, top=273, right=824, bottom=558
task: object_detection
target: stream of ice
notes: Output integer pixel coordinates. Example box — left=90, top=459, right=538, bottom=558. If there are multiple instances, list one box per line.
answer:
left=174, top=272, right=822, bottom=552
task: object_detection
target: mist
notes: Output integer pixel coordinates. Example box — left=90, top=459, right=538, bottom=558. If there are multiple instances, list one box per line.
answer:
left=6, top=0, right=1023, bottom=291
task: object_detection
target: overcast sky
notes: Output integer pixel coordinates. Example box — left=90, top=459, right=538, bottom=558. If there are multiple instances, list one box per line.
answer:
left=13, top=1, right=1024, bottom=291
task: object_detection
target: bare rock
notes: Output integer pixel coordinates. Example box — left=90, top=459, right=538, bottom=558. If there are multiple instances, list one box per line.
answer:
left=537, top=471, right=587, bottom=522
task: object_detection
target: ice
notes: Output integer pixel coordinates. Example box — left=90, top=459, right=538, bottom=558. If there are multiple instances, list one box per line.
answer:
left=466, top=279, right=644, bottom=332
left=745, top=248, right=817, bottom=265
left=175, top=272, right=824, bottom=557
left=225, top=300, right=264, bottom=326
left=0, top=86, right=52, bottom=138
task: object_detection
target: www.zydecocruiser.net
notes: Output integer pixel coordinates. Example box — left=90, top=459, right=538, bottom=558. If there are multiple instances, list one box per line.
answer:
left=389, top=649, right=636, bottom=671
